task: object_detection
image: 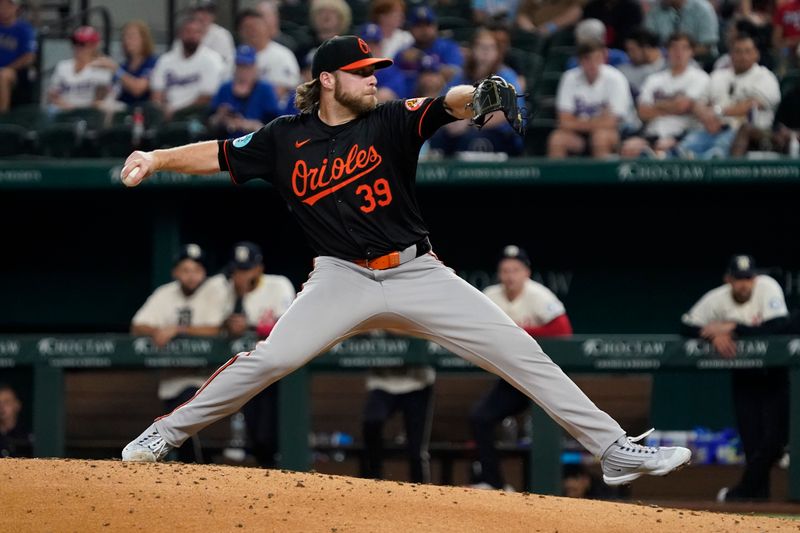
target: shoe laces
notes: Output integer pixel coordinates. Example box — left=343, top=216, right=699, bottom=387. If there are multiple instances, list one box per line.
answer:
left=137, top=430, right=169, bottom=455
left=620, top=428, right=658, bottom=455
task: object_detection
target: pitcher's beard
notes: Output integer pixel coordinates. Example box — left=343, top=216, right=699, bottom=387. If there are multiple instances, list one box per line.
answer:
left=334, top=84, right=377, bottom=115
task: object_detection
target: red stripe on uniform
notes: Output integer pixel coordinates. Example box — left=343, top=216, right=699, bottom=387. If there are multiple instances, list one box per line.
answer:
left=418, top=99, right=435, bottom=138
left=154, top=351, right=252, bottom=422
left=223, top=140, right=239, bottom=185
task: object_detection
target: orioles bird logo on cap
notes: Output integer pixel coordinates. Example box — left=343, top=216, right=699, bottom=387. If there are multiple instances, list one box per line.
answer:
left=358, top=38, right=370, bottom=54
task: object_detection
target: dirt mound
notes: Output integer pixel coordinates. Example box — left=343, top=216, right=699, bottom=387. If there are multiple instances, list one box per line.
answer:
left=0, top=459, right=796, bottom=532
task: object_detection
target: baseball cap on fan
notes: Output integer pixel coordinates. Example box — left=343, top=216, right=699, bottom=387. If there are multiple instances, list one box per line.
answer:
left=235, top=45, right=257, bottom=66
left=500, top=245, right=531, bottom=267
left=727, top=254, right=757, bottom=279
left=311, top=35, right=393, bottom=79
left=71, top=26, right=101, bottom=45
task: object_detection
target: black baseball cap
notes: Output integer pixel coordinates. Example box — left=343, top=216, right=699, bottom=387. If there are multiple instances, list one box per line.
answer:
left=727, top=254, right=757, bottom=279
left=500, top=245, right=531, bottom=267
left=230, top=241, right=263, bottom=270
left=311, top=35, right=393, bottom=79
left=174, top=243, right=207, bottom=268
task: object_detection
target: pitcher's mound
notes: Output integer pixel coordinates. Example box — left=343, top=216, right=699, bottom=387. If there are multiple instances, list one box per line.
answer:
left=0, top=458, right=795, bottom=532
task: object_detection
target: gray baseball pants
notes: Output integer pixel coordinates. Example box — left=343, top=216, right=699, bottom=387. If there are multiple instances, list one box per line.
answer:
left=154, top=254, right=625, bottom=457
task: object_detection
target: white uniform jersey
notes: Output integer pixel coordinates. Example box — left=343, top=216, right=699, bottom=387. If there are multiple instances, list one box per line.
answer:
left=206, top=273, right=296, bottom=327
left=132, top=280, right=227, bottom=328
left=150, top=44, right=224, bottom=112
left=381, top=29, right=414, bottom=61
left=705, top=65, right=781, bottom=129
left=365, top=366, right=436, bottom=394
left=638, top=65, right=710, bottom=138
left=49, top=59, right=113, bottom=108
left=255, top=41, right=300, bottom=92
left=556, top=64, right=635, bottom=127
left=172, top=24, right=236, bottom=79
left=483, top=279, right=566, bottom=329
left=682, top=275, right=788, bottom=327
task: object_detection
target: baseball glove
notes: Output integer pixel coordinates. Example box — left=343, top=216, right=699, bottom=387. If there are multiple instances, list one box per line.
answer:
left=470, top=75, right=524, bottom=135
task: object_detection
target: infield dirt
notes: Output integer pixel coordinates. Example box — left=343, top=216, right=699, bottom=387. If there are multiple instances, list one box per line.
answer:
left=1, top=458, right=797, bottom=532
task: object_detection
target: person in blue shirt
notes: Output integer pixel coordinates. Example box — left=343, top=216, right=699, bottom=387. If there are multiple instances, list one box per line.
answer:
left=92, top=20, right=159, bottom=109
left=0, top=0, right=36, bottom=112
left=208, top=45, right=280, bottom=139
left=429, top=27, right=524, bottom=156
left=394, top=5, right=464, bottom=98
left=358, top=22, right=407, bottom=100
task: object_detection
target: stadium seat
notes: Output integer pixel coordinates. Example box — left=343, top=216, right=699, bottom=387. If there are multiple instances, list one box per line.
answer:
left=0, top=123, right=30, bottom=156
left=51, top=108, right=105, bottom=130
left=509, top=30, right=543, bottom=54
left=781, top=70, right=800, bottom=95
left=543, top=46, right=575, bottom=73
left=523, top=117, right=556, bottom=156
left=96, top=124, right=139, bottom=157
left=153, top=121, right=208, bottom=149
left=36, top=123, right=85, bottom=157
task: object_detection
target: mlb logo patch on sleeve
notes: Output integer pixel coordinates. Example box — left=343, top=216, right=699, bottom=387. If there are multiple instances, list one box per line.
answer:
left=404, top=98, right=425, bottom=111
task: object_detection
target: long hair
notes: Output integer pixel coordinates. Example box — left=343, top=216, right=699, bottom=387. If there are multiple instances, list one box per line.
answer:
left=294, top=79, right=321, bottom=113
left=122, top=20, right=155, bottom=59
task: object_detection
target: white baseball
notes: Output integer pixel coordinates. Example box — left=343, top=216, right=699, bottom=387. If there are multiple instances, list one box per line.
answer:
left=124, top=166, right=141, bottom=186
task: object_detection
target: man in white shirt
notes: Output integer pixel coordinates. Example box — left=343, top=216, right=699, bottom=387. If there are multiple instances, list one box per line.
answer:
left=470, top=246, right=573, bottom=490
left=205, top=241, right=296, bottom=467
left=191, top=1, right=236, bottom=76
left=150, top=15, right=224, bottom=119
left=677, top=34, right=781, bottom=159
left=548, top=40, right=634, bottom=158
left=131, top=243, right=226, bottom=462
left=622, top=32, right=709, bottom=158
left=236, top=8, right=300, bottom=106
left=47, top=26, right=112, bottom=111
left=681, top=255, right=789, bottom=502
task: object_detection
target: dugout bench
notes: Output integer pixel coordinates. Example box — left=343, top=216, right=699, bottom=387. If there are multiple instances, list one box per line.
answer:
left=2, top=333, right=799, bottom=499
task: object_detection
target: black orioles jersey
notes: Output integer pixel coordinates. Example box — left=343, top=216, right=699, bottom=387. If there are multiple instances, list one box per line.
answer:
left=218, top=96, right=457, bottom=260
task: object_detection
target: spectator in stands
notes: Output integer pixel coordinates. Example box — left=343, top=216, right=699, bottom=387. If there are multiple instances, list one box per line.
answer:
left=395, top=5, right=464, bottom=96
left=47, top=26, right=112, bottom=112
left=294, top=0, right=353, bottom=62
left=712, top=17, right=762, bottom=71
left=206, top=241, right=295, bottom=467
left=677, top=34, right=779, bottom=159
left=473, top=0, right=521, bottom=27
left=369, top=0, right=414, bottom=60
left=358, top=23, right=406, bottom=100
left=361, top=358, right=436, bottom=484
left=548, top=40, right=634, bottom=158
left=582, top=0, right=643, bottom=50
left=773, top=0, right=800, bottom=70
left=681, top=254, right=789, bottom=502
left=0, top=383, right=31, bottom=458
left=150, top=15, right=224, bottom=120
left=208, top=45, right=280, bottom=139
left=0, top=0, right=36, bottom=113
left=191, top=0, right=236, bottom=74
left=621, top=32, right=709, bottom=158
left=644, top=0, right=719, bottom=56
left=618, top=27, right=665, bottom=97
left=429, top=28, right=524, bottom=156
left=516, top=0, right=583, bottom=35
left=91, top=20, right=158, bottom=110
left=256, top=0, right=298, bottom=52
left=237, top=8, right=300, bottom=106
left=565, top=19, right=630, bottom=69
left=469, top=246, right=573, bottom=491
left=731, top=74, right=800, bottom=155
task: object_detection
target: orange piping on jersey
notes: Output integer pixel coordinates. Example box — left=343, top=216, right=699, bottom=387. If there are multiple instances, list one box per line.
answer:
left=154, top=351, right=252, bottom=421
left=418, top=99, right=435, bottom=138
left=223, top=140, right=239, bottom=185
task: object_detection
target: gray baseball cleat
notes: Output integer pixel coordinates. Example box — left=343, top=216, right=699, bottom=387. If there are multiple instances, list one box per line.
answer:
left=121, top=423, right=174, bottom=462
left=601, top=429, right=691, bottom=486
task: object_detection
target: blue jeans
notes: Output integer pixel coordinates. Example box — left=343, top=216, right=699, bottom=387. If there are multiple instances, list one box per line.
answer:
left=678, top=127, right=738, bottom=159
